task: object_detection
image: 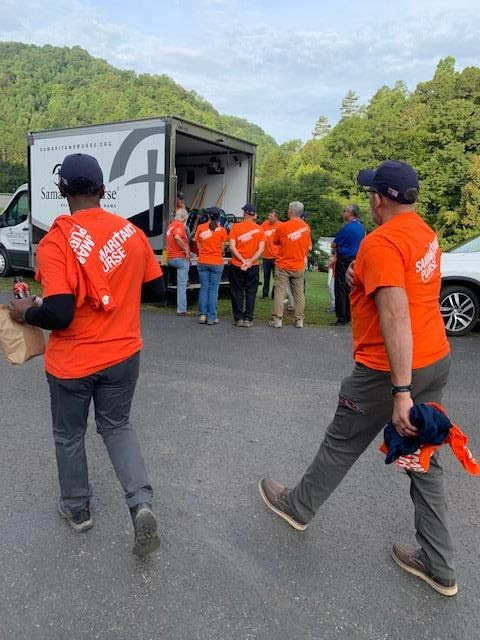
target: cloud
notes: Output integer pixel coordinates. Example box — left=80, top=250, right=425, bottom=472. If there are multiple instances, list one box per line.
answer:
left=1, top=0, right=480, bottom=141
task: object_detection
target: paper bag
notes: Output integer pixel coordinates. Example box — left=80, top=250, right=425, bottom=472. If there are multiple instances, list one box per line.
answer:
left=0, top=304, right=45, bottom=364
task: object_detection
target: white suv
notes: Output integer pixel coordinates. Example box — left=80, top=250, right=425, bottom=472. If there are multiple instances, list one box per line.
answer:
left=440, top=236, right=480, bottom=336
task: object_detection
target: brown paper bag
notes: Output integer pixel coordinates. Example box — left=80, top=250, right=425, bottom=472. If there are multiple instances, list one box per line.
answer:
left=0, top=304, right=45, bottom=364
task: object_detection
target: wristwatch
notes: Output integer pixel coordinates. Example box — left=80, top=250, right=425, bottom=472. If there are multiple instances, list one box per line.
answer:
left=391, top=384, right=413, bottom=396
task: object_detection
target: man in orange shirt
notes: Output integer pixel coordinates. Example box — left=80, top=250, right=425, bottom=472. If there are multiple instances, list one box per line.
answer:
left=259, top=161, right=458, bottom=597
left=269, top=201, right=311, bottom=329
left=260, top=210, right=281, bottom=298
left=229, top=203, right=265, bottom=328
left=9, top=154, right=165, bottom=557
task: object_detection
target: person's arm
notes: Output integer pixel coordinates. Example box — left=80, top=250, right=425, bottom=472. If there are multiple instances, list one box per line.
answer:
left=229, top=238, right=247, bottom=265
left=244, top=240, right=265, bottom=268
left=9, top=294, right=75, bottom=330
left=374, top=286, right=416, bottom=437
left=174, top=233, right=190, bottom=257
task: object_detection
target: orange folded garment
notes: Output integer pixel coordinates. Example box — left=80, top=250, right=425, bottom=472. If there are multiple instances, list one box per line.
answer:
left=380, top=402, right=480, bottom=475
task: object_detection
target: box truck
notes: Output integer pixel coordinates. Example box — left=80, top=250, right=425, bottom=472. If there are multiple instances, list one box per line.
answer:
left=0, top=116, right=257, bottom=285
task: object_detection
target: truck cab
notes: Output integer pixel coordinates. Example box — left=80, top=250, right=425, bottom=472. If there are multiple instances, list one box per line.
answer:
left=0, top=184, right=30, bottom=277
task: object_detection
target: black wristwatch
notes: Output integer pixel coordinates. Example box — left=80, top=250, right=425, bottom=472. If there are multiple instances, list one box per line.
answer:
left=391, top=384, right=413, bottom=396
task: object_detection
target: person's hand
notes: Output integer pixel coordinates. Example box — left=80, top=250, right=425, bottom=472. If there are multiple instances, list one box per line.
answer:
left=346, top=260, right=356, bottom=289
left=9, top=296, right=36, bottom=323
left=392, top=394, right=417, bottom=438
left=242, top=258, right=252, bottom=270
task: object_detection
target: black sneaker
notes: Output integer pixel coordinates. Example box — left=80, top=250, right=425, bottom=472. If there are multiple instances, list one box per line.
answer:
left=391, top=543, right=458, bottom=596
left=58, top=499, right=93, bottom=532
left=258, top=478, right=307, bottom=532
left=130, top=503, right=160, bottom=557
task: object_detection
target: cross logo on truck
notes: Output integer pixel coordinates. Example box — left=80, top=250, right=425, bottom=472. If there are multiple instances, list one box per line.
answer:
left=109, top=127, right=165, bottom=231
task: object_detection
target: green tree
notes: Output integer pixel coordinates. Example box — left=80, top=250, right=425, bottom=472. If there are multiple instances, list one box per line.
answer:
left=312, top=115, right=331, bottom=139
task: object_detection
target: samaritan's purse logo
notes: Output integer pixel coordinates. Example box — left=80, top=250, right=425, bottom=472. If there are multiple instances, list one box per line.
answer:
left=416, top=237, right=439, bottom=283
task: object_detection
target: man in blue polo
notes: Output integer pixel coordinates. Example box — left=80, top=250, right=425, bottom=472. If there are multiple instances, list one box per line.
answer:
left=331, top=204, right=364, bottom=325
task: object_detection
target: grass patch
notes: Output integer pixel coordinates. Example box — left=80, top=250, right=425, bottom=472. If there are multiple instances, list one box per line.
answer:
left=1, top=270, right=335, bottom=326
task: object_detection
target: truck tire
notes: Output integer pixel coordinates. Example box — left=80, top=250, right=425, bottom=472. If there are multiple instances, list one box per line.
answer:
left=0, top=247, right=11, bottom=277
left=440, top=284, right=480, bottom=337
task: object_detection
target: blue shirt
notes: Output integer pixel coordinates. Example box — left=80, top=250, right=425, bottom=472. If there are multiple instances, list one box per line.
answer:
left=334, top=219, right=365, bottom=257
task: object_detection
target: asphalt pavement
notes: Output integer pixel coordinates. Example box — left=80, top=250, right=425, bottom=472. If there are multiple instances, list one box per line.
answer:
left=1, top=306, right=479, bottom=640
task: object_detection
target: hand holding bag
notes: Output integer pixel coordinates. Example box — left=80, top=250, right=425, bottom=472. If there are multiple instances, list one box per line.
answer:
left=0, top=304, right=45, bottom=364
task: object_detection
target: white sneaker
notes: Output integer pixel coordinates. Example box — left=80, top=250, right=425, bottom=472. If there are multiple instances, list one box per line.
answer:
left=295, top=319, right=304, bottom=328
left=198, top=314, right=207, bottom=324
left=268, top=318, right=283, bottom=328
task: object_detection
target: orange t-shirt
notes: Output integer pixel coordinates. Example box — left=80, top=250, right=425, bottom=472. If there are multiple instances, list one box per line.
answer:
left=166, top=219, right=188, bottom=260
left=351, top=212, right=450, bottom=371
left=275, top=218, right=311, bottom=271
left=36, top=207, right=162, bottom=379
left=260, top=220, right=282, bottom=259
left=194, top=222, right=228, bottom=265
left=229, top=219, right=265, bottom=267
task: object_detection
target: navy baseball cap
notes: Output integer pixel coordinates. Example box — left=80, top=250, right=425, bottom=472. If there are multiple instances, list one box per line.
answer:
left=177, top=191, right=184, bottom=200
left=242, top=203, right=257, bottom=214
left=357, top=160, right=419, bottom=204
left=59, top=153, right=103, bottom=190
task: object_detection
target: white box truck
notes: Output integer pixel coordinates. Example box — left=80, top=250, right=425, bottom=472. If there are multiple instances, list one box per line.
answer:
left=0, top=116, right=257, bottom=286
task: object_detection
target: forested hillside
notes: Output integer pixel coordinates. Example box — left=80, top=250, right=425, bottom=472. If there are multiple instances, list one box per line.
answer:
left=1, top=43, right=480, bottom=248
left=257, top=57, right=480, bottom=248
left=0, top=42, right=277, bottom=190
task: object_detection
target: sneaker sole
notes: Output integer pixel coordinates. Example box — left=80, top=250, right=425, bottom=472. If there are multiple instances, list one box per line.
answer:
left=58, top=501, right=93, bottom=533
left=132, top=508, right=160, bottom=557
left=258, top=479, right=307, bottom=532
left=391, top=548, right=458, bottom=596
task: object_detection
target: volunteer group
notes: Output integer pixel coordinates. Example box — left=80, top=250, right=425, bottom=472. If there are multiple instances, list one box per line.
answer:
left=8, top=153, right=473, bottom=599
left=166, top=200, right=312, bottom=328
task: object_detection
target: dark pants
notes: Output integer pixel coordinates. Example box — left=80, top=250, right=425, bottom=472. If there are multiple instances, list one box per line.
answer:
left=47, top=352, right=153, bottom=512
left=230, top=264, right=260, bottom=321
left=289, top=355, right=455, bottom=581
left=262, top=258, right=276, bottom=298
left=334, top=254, right=355, bottom=323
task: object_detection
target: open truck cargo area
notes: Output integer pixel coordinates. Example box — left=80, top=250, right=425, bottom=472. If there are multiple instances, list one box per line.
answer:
left=0, top=116, right=257, bottom=287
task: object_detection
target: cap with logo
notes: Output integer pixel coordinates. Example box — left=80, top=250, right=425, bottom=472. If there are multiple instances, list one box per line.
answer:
left=177, top=191, right=184, bottom=200
left=242, top=203, right=257, bottom=214
left=59, top=153, right=104, bottom=191
left=357, top=160, right=419, bottom=204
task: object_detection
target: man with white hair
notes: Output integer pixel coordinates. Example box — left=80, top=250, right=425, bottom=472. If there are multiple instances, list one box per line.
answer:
left=269, top=201, right=311, bottom=329
left=166, top=207, right=190, bottom=315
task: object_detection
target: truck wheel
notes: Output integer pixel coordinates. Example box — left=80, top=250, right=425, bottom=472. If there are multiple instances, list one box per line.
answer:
left=0, top=247, right=11, bottom=277
left=440, top=285, right=480, bottom=337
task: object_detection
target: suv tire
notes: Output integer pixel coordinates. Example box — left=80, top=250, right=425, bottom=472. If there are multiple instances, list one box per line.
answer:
left=0, top=247, right=11, bottom=277
left=440, top=285, right=480, bottom=337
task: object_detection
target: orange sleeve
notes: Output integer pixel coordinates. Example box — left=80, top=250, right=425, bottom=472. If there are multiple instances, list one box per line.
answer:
left=36, top=233, right=77, bottom=297
left=360, top=244, right=406, bottom=297
left=138, top=230, right=163, bottom=282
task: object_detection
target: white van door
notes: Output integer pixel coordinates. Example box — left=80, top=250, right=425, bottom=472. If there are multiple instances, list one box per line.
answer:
left=0, top=190, right=30, bottom=273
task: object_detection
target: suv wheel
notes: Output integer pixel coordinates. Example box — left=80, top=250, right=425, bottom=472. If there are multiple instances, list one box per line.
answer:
left=0, top=247, right=11, bottom=277
left=440, top=285, right=480, bottom=337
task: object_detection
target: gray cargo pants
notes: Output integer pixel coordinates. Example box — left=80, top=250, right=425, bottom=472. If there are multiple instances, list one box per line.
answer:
left=289, top=355, right=455, bottom=581
left=47, top=352, right=153, bottom=512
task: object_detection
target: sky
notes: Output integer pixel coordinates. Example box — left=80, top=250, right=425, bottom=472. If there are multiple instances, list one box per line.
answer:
left=2, top=0, right=480, bottom=142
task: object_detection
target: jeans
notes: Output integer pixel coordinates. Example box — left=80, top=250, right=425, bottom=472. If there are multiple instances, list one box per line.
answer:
left=262, top=258, right=276, bottom=298
left=47, top=352, right=153, bottom=512
left=289, top=355, right=455, bottom=581
left=169, top=258, right=189, bottom=313
left=229, top=264, right=259, bottom=322
left=198, top=263, right=224, bottom=323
